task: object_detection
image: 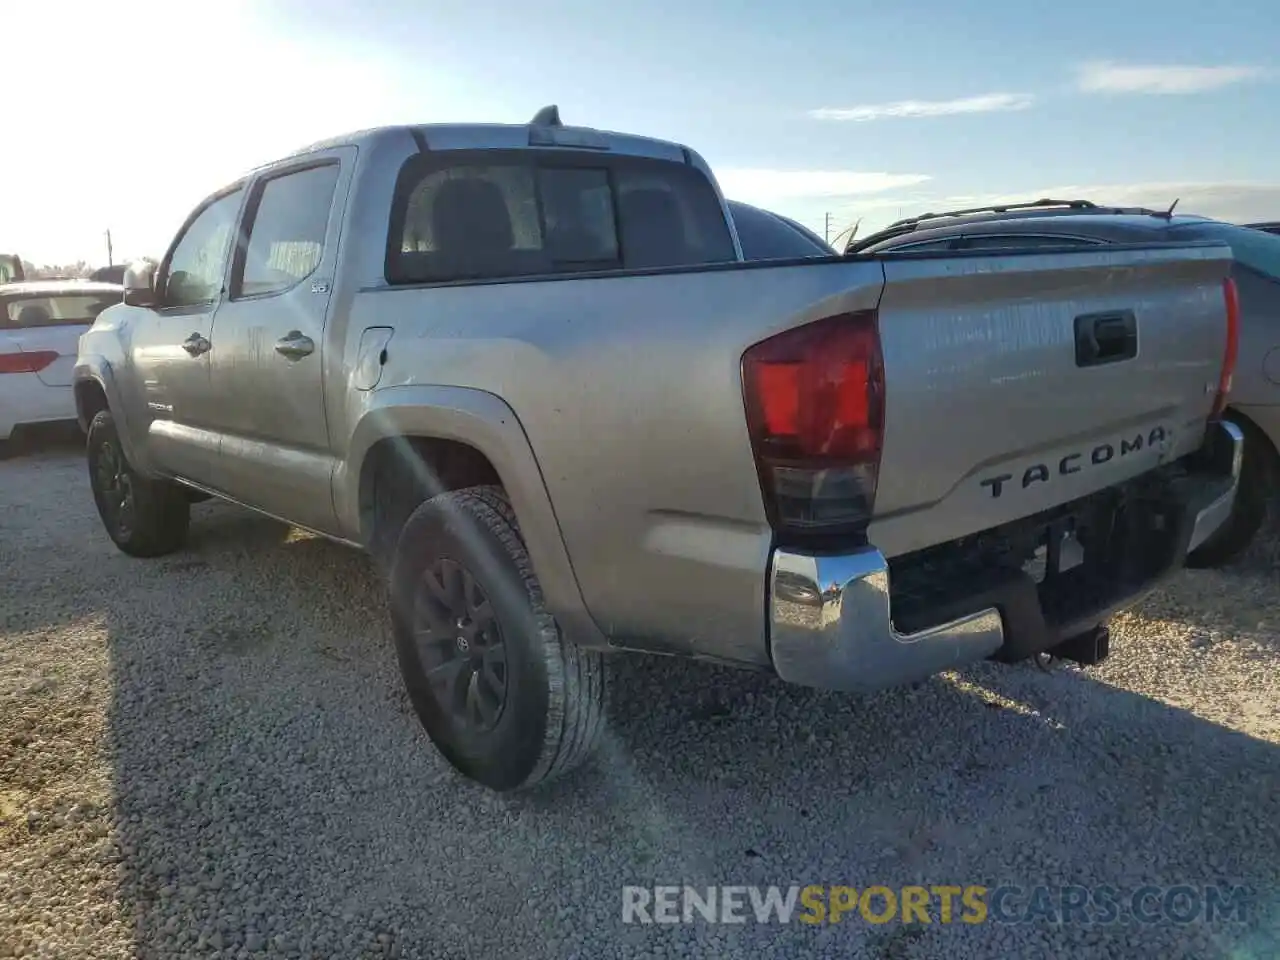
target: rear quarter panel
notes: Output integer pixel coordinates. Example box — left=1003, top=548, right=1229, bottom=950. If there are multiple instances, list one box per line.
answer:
left=347, top=259, right=884, bottom=664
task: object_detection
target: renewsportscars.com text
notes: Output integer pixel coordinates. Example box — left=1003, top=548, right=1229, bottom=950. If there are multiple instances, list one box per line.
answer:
left=621, top=884, right=1255, bottom=926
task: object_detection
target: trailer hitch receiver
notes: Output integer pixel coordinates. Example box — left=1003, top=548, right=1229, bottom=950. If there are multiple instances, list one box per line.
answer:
left=1050, top=624, right=1111, bottom=666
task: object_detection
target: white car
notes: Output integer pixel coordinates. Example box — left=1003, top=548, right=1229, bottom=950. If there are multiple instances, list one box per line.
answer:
left=1, top=280, right=122, bottom=451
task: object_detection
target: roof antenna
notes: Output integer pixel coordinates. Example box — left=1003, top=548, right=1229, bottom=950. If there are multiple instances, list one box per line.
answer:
left=1164, top=197, right=1180, bottom=218
left=530, top=104, right=562, bottom=127
left=833, top=218, right=863, bottom=253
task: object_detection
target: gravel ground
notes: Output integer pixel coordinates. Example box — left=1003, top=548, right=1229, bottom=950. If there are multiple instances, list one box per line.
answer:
left=1, top=442, right=1278, bottom=959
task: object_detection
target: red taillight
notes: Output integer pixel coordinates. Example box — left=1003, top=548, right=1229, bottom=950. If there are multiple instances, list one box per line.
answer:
left=742, top=310, right=885, bottom=533
left=1211, top=277, right=1240, bottom=420
left=0, top=350, right=58, bottom=374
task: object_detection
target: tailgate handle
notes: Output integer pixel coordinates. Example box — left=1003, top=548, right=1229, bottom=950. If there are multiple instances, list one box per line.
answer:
left=1075, top=310, right=1137, bottom=367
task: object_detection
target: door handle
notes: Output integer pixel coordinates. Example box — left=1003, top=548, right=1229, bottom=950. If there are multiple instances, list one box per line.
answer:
left=1074, top=311, right=1137, bottom=367
left=274, top=331, right=315, bottom=360
left=182, top=332, right=211, bottom=357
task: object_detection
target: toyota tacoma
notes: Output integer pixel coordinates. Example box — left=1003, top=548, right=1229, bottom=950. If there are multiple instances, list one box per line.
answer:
left=75, top=107, right=1243, bottom=792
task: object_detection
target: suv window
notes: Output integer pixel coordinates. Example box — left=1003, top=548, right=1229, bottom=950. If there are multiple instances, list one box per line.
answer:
left=876, top=237, right=956, bottom=253
left=235, top=163, right=341, bottom=299
left=961, top=233, right=1104, bottom=250
left=387, top=151, right=736, bottom=284
left=164, top=188, right=244, bottom=308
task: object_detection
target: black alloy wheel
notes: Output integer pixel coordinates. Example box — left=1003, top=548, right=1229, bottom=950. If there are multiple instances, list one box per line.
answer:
left=86, top=409, right=190, bottom=557
left=94, top=435, right=137, bottom=541
left=413, top=558, right=508, bottom=733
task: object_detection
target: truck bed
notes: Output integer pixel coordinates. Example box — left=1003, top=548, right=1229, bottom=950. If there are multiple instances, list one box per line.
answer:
left=351, top=238, right=1234, bottom=666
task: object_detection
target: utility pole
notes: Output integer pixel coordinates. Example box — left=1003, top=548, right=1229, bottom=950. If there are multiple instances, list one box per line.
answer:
left=105, top=229, right=114, bottom=267
left=824, top=212, right=832, bottom=245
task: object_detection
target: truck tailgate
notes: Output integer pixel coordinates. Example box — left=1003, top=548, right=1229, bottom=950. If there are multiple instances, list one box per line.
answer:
left=868, top=242, right=1233, bottom=559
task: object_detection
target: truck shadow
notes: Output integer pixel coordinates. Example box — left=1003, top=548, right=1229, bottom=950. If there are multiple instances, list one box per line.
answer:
left=5, top=466, right=1275, bottom=958
left=94, top=521, right=1280, bottom=957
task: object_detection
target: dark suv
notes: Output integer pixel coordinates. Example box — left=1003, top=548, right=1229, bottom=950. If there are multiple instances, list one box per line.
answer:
left=852, top=200, right=1280, bottom=568
left=90, top=264, right=128, bottom=284
left=726, top=199, right=834, bottom=260
left=0, top=254, right=23, bottom=284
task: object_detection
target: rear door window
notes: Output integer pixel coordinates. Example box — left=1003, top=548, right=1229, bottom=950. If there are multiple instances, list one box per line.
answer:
left=387, top=151, right=735, bottom=284
left=233, top=163, right=341, bottom=299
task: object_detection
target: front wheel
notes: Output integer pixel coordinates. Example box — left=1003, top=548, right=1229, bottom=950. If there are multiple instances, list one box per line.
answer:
left=87, top=410, right=191, bottom=557
left=389, top=485, right=607, bottom=792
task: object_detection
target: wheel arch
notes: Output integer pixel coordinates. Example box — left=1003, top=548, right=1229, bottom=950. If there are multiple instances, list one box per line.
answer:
left=72, top=357, right=151, bottom=470
left=339, top=385, right=607, bottom=649
left=1225, top=405, right=1280, bottom=481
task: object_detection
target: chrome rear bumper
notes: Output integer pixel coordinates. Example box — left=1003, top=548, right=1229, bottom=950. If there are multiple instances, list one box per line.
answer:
left=1187, top=420, right=1246, bottom=552
left=766, top=420, right=1245, bottom=694
left=769, top=547, right=1005, bottom=693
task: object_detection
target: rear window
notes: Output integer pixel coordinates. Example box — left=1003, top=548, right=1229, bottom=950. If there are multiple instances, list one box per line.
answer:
left=386, top=151, right=736, bottom=284
left=2, top=293, right=119, bottom=329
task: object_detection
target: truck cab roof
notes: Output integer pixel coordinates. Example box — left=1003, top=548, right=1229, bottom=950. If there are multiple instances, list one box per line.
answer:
left=280, top=105, right=701, bottom=170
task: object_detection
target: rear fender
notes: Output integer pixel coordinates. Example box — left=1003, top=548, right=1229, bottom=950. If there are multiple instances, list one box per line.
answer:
left=1228, top=404, right=1280, bottom=466
left=337, top=384, right=607, bottom=649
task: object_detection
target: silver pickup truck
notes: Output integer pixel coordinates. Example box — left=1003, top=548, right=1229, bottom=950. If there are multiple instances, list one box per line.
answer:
left=75, top=107, right=1243, bottom=792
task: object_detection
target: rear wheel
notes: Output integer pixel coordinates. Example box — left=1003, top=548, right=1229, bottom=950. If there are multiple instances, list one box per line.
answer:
left=389, top=485, right=607, bottom=792
left=87, top=409, right=190, bottom=557
left=1186, top=417, right=1276, bottom=569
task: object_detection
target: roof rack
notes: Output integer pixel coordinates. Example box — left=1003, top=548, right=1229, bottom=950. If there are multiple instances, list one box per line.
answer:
left=883, top=198, right=1101, bottom=230
left=845, top=198, right=1178, bottom=253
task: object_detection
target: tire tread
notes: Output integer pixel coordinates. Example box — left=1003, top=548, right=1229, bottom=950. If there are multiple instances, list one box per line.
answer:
left=462, top=485, right=608, bottom=788
left=87, top=410, right=190, bottom=558
left=394, top=484, right=607, bottom=790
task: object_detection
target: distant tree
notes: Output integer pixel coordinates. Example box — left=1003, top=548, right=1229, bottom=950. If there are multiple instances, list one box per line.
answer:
left=21, top=259, right=95, bottom=280
left=13, top=256, right=160, bottom=282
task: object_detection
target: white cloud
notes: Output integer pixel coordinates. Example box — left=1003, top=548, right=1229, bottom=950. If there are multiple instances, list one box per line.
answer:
left=1075, top=61, right=1268, bottom=95
left=715, top=169, right=932, bottom=202
left=1003, top=181, right=1280, bottom=224
left=808, top=93, right=1034, bottom=122
left=784, top=181, right=1280, bottom=247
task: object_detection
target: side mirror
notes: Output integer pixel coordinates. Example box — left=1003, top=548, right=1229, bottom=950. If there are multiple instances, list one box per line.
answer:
left=122, top=260, right=158, bottom=307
